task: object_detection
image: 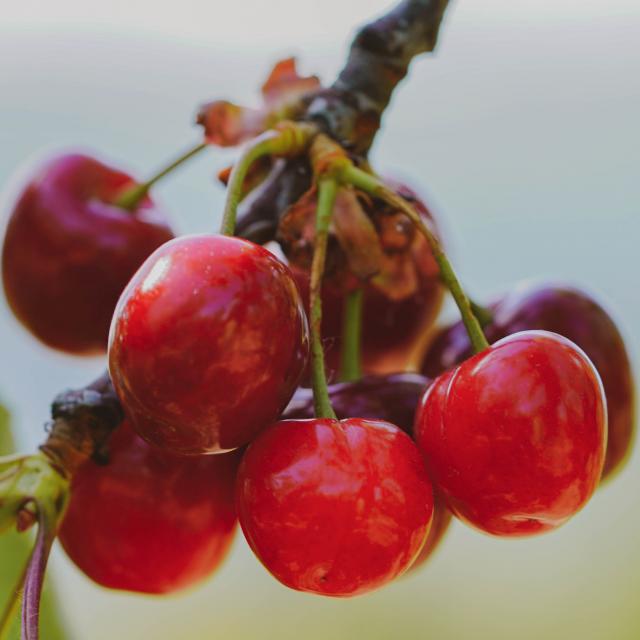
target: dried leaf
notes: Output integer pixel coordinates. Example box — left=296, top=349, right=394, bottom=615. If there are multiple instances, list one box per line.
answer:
left=332, top=188, right=384, bottom=280
left=197, top=100, right=265, bottom=147
left=277, top=187, right=319, bottom=271
left=262, top=58, right=321, bottom=109
left=370, top=252, right=419, bottom=301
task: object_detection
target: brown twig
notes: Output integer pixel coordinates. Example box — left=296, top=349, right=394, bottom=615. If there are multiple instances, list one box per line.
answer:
left=236, top=0, right=451, bottom=244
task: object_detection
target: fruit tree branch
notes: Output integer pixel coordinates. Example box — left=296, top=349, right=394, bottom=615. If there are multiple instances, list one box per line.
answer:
left=237, top=0, right=450, bottom=241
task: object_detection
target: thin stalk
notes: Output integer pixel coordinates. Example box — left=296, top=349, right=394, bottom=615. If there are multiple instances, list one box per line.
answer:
left=21, top=501, right=58, bottom=640
left=310, top=180, right=339, bottom=419
left=220, top=131, right=282, bottom=236
left=470, top=300, right=494, bottom=327
left=340, top=288, right=364, bottom=382
left=342, top=165, right=489, bottom=353
left=114, top=142, right=208, bottom=211
left=221, top=123, right=317, bottom=236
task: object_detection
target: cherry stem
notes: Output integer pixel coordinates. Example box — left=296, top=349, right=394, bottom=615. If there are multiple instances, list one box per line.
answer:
left=221, top=123, right=318, bottom=236
left=340, top=288, right=363, bottom=382
left=0, top=552, right=29, bottom=640
left=470, top=300, right=494, bottom=327
left=221, top=132, right=282, bottom=236
left=114, top=142, right=209, bottom=211
left=310, top=179, right=339, bottom=420
left=21, top=500, right=57, bottom=640
left=341, top=165, right=490, bottom=354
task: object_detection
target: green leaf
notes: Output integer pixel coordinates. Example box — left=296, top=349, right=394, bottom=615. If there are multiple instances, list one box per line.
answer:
left=0, top=403, right=67, bottom=640
left=0, top=405, right=13, bottom=456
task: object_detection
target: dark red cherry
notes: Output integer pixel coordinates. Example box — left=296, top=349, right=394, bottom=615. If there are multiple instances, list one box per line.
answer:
left=59, top=422, right=239, bottom=594
left=236, top=417, right=434, bottom=596
left=1, top=153, right=173, bottom=354
left=291, top=181, right=443, bottom=378
left=416, top=330, right=607, bottom=537
left=409, top=493, right=452, bottom=571
left=282, top=372, right=431, bottom=433
left=109, top=234, right=309, bottom=455
left=422, top=282, right=634, bottom=479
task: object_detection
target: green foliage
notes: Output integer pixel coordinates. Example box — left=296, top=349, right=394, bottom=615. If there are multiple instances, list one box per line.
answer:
left=0, top=403, right=67, bottom=640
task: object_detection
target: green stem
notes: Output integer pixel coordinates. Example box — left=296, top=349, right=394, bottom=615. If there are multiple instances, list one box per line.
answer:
left=341, top=165, right=489, bottom=354
left=340, top=288, right=363, bottom=382
left=114, top=142, right=209, bottom=211
left=470, top=300, right=494, bottom=327
left=220, top=132, right=281, bottom=236
left=220, top=123, right=317, bottom=236
left=310, top=179, right=339, bottom=419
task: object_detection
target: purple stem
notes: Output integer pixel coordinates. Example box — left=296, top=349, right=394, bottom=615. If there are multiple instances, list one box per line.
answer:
left=21, top=503, right=56, bottom=640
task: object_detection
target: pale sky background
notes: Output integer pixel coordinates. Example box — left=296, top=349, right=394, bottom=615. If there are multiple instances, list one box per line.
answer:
left=1, top=1, right=640, bottom=639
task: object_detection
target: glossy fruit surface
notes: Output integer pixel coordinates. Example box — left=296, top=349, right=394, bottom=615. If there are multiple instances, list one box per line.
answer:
left=1, top=153, right=173, bottom=354
left=59, top=422, right=239, bottom=594
left=109, top=234, right=309, bottom=454
left=282, top=372, right=431, bottom=433
left=416, top=330, right=607, bottom=537
left=291, top=181, right=443, bottom=377
left=422, top=282, right=634, bottom=479
left=236, top=417, right=434, bottom=597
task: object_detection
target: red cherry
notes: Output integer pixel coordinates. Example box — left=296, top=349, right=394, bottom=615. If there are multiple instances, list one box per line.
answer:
left=59, top=422, right=239, bottom=594
left=109, top=234, right=309, bottom=454
left=415, top=330, right=606, bottom=537
left=1, top=153, right=173, bottom=354
left=290, top=181, right=443, bottom=377
left=422, top=282, right=634, bottom=480
left=236, top=417, right=434, bottom=597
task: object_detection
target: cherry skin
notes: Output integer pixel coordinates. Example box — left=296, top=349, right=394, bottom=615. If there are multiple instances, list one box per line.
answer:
left=236, top=417, right=434, bottom=597
left=283, top=377, right=453, bottom=569
left=415, top=330, right=607, bottom=537
left=109, top=234, right=309, bottom=455
left=282, top=372, right=431, bottom=434
left=59, top=422, right=239, bottom=594
left=422, top=282, right=634, bottom=480
left=291, top=181, right=443, bottom=377
left=1, top=153, right=173, bottom=354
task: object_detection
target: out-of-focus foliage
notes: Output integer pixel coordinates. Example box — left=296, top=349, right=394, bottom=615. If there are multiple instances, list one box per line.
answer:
left=0, top=403, right=66, bottom=640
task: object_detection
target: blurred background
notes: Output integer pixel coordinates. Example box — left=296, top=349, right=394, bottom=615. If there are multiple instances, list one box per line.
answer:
left=1, top=0, right=639, bottom=638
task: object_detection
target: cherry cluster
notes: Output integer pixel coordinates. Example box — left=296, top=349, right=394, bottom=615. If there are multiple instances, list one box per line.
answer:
left=0, top=3, right=635, bottom=636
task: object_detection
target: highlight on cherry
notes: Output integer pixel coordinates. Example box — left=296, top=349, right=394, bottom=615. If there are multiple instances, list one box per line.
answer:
left=0, top=1, right=634, bottom=638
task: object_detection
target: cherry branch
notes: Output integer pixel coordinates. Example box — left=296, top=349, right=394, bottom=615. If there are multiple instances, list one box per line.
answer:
left=237, top=0, right=451, bottom=243
left=307, top=0, right=449, bottom=154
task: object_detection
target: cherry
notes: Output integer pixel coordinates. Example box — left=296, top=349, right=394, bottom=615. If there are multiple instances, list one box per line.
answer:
left=415, top=330, right=607, bottom=537
left=283, top=376, right=454, bottom=570
left=282, top=372, right=431, bottom=434
left=1, top=153, right=173, bottom=354
left=59, top=422, right=239, bottom=594
left=290, top=181, right=443, bottom=377
left=109, top=234, right=309, bottom=455
left=236, top=417, right=434, bottom=596
left=422, top=282, right=634, bottom=479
